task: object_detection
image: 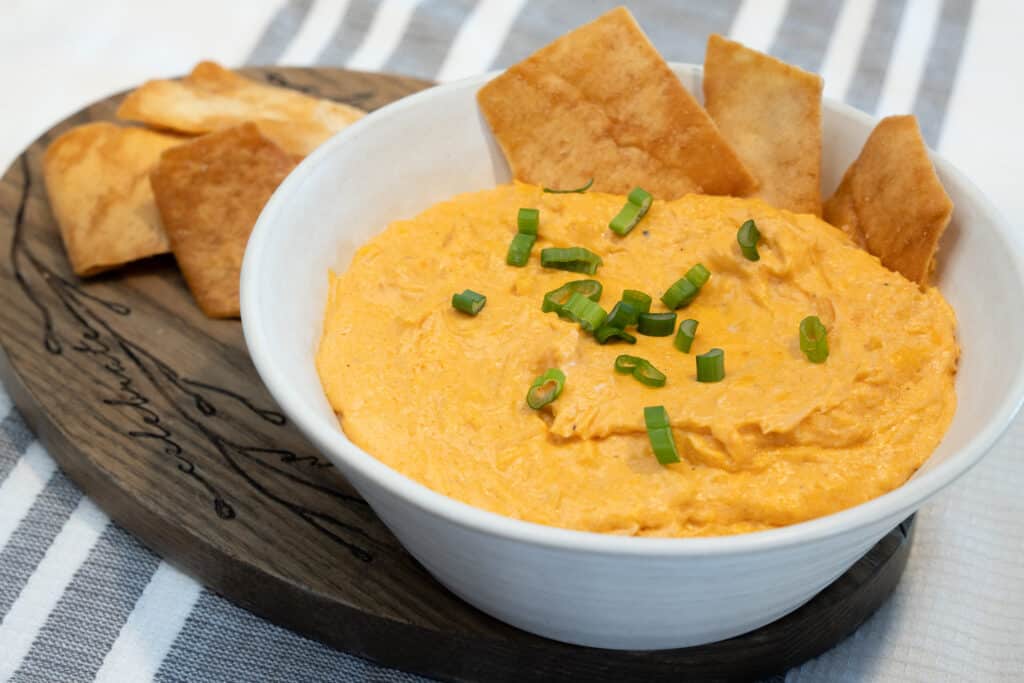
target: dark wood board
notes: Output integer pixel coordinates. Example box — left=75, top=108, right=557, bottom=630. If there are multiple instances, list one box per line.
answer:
left=0, top=67, right=914, bottom=682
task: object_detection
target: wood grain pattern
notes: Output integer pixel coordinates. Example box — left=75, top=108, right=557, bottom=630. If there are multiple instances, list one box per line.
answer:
left=0, top=67, right=912, bottom=682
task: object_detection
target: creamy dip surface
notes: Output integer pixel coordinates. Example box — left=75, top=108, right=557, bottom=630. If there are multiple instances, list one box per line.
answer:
left=316, top=183, right=958, bottom=537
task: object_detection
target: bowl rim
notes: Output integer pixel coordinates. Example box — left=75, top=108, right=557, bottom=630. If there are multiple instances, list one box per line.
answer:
left=241, top=64, right=1024, bottom=557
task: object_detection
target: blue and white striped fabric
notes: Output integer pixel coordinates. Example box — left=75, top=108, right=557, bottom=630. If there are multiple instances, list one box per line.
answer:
left=2, top=1, right=1023, bottom=680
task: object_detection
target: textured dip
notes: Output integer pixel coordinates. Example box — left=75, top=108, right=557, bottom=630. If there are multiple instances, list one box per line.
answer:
left=316, top=183, right=958, bottom=537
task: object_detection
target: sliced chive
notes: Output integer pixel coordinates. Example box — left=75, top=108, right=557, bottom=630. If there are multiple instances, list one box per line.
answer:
left=633, top=362, right=667, bottom=388
left=609, top=203, right=641, bottom=236
left=517, top=208, right=539, bottom=236
left=685, top=263, right=711, bottom=288
left=452, top=289, right=486, bottom=315
left=609, top=187, right=653, bottom=236
left=622, top=289, right=652, bottom=314
left=614, top=355, right=666, bottom=388
left=637, top=311, right=677, bottom=336
left=595, top=325, right=637, bottom=345
left=696, top=347, right=725, bottom=382
left=648, top=427, right=680, bottom=464
left=614, top=354, right=644, bottom=374
left=542, top=280, right=603, bottom=318
left=562, top=292, right=607, bottom=332
left=799, top=316, right=829, bottom=363
left=674, top=318, right=699, bottom=353
left=540, top=246, right=603, bottom=274
left=644, top=404, right=670, bottom=430
left=660, top=277, right=699, bottom=310
left=543, top=178, right=594, bottom=194
left=506, top=233, right=536, bottom=267
left=605, top=301, right=639, bottom=329
left=737, top=220, right=761, bottom=261
left=627, top=187, right=653, bottom=207
left=526, top=368, right=565, bottom=409
left=644, top=406, right=680, bottom=465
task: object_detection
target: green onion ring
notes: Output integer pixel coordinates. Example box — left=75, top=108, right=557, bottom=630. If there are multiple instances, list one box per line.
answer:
left=737, top=220, right=761, bottom=261
left=799, top=315, right=829, bottom=363
left=696, top=347, right=725, bottom=382
left=674, top=318, right=699, bottom=353
left=526, top=368, right=566, bottom=409
left=451, top=289, right=486, bottom=315
left=637, top=312, right=677, bottom=336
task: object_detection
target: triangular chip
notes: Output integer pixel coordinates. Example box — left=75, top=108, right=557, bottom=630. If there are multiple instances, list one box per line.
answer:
left=823, top=115, right=953, bottom=285
left=117, top=61, right=363, bottom=156
left=249, top=118, right=333, bottom=158
left=477, top=7, right=756, bottom=199
left=150, top=123, right=297, bottom=318
left=703, top=34, right=823, bottom=215
left=42, top=122, right=184, bottom=276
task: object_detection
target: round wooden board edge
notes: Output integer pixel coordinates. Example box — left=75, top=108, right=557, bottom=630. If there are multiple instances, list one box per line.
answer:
left=0, top=66, right=914, bottom=683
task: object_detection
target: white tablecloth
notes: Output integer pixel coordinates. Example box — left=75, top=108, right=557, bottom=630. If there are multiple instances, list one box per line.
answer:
left=1, top=1, right=1021, bottom=681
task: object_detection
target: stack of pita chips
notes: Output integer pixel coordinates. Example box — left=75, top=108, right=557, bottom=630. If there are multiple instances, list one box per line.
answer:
left=478, top=7, right=953, bottom=285
left=44, top=6, right=955, bottom=320
left=42, top=62, right=364, bottom=317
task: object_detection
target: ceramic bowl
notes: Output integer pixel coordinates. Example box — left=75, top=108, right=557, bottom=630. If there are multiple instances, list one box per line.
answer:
left=241, top=65, right=1024, bottom=650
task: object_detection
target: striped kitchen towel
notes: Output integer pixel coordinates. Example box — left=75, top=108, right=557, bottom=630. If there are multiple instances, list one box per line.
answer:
left=1, top=1, right=1022, bottom=681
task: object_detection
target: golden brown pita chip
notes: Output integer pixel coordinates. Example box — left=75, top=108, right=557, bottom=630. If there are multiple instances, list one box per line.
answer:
left=42, top=122, right=184, bottom=276
left=250, top=118, right=333, bottom=158
left=477, top=7, right=756, bottom=199
left=824, top=116, right=953, bottom=285
left=150, top=123, right=297, bottom=318
left=704, top=34, right=823, bottom=215
left=117, top=61, right=362, bottom=156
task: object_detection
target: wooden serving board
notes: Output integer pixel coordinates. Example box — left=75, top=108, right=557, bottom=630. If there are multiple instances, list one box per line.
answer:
left=0, top=67, right=914, bottom=682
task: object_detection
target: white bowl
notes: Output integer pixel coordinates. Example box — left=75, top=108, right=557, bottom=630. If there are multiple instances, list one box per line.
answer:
left=241, top=65, right=1024, bottom=650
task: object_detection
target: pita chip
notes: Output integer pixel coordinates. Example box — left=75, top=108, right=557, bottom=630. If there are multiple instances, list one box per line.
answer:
left=477, top=7, right=756, bottom=199
left=823, top=115, right=953, bottom=285
left=150, top=123, right=297, bottom=318
left=42, top=122, right=184, bottom=276
left=117, top=61, right=363, bottom=156
left=703, top=34, right=823, bottom=215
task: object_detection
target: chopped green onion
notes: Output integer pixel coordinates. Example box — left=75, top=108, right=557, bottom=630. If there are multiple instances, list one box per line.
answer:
left=609, top=203, right=641, bottom=235
left=685, top=263, right=711, bottom=288
left=737, top=220, right=761, bottom=261
left=595, top=325, right=637, bottom=345
left=609, top=187, right=653, bottom=236
left=648, top=428, right=680, bottom=464
left=517, top=208, right=539, bottom=236
left=614, top=355, right=644, bottom=374
left=628, top=187, right=653, bottom=208
left=542, top=280, right=602, bottom=318
left=451, top=289, right=486, bottom=315
left=696, top=347, right=725, bottom=382
left=622, top=289, right=652, bottom=314
left=637, top=312, right=677, bottom=336
left=674, top=318, right=699, bottom=353
left=633, top=362, right=667, bottom=387
left=613, top=355, right=666, bottom=388
left=660, top=277, right=699, bottom=310
left=506, top=233, right=536, bottom=267
left=562, top=292, right=607, bottom=332
left=663, top=263, right=711, bottom=309
left=799, top=316, right=829, bottom=363
left=644, top=406, right=680, bottom=465
left=644, top=404, right=670, bottom=430
left=540, top=246, right=603, bottom=274
left=543, top=178, right=594, bottom=194
left=526, top=368, right=565, bottom=409
left=605, top=301, right=639, bottom=329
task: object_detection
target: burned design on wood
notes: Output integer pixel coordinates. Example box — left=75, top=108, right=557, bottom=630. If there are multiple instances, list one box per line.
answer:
left=263, top=71, right=324, bottom=96
left=262, top=70, right=376, bottom=109
left=10, top=153, right=377, bottom=562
